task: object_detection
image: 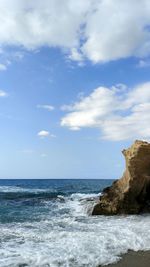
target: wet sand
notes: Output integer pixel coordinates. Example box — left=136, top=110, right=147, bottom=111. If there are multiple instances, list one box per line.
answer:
left=106, top=250, right=150, bottom=267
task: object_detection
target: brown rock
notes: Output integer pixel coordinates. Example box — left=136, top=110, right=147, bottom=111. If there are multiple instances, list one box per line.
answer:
left=92, top=140, right=150, bottom=215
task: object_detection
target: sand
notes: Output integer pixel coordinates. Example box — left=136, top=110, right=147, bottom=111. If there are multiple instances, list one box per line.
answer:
left=106, top=250, right=150, bottom=267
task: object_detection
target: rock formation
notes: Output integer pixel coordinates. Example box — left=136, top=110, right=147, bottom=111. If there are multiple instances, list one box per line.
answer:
left=92, top=140, right=150, bottom=215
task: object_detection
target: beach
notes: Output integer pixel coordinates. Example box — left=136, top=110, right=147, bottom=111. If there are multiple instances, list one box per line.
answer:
left=107, top=250, right=150, bottom=267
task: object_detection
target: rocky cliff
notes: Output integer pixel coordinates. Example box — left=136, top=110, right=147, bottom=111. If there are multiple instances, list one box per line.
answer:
left=92, top=140, right=150, bottom=215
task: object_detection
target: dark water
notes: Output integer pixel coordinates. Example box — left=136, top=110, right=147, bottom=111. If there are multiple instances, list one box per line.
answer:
left=0, top=179, right=150, bottom=267
left=0, top=179, right=111, bottom=223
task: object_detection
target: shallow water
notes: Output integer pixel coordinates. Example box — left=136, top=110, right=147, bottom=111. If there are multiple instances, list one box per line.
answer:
left=0, top=179, right=150, bottom=267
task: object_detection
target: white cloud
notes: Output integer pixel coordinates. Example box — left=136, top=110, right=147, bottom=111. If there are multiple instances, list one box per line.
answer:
left=0, top=63, right=7, bottom=71
left=37, top=130, right=49, bottom=138
left=50, top=134, right=56, bottom=138
left=81, top=1, right=150, bottom=63
left=137, top=59, right=150, bottom=68
left=0, top=1, right=150, bottom=63
left=0, top=0, right=89, bottom=49
left=37, top=130, right=56, bottom=138
left=13, top=51, right=24, bottom=60
left=68, top=48, right=84, bottom=65
left=61, top=82, right=150, bottom=141
left=37, top=104, right=54, bottom=111
left=0, top=90, right=8, bottom=97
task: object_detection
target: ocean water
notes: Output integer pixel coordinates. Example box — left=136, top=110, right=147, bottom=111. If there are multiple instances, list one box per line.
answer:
left=0, top=179, right=150, bottom=267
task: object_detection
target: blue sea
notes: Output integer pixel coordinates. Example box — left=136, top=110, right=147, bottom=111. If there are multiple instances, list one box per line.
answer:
left=0, top=179, right=150, bottom=267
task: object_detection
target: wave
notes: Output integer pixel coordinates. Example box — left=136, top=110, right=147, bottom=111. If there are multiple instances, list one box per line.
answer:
left=3, top=185, right=149, bottom=267
left=0, top=214, right=150, bottom=267
left=0, top=185, right=56, bottom=193
left=65, top=192, right=100, bottom=216
left=0, top=186, right=100, bottom=204
left=0, top=191, right=66, bottom=201
left=0, top=188, right=150, bottom=267
left=0, top=186, right=67, bottom=201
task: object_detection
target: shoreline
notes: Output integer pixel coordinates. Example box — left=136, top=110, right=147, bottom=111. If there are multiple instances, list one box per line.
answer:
left=105, top=250, right=150, bottom=267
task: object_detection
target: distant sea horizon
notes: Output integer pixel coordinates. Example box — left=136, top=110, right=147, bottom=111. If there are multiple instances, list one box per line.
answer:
left=0, top=177, right=115, bottom=180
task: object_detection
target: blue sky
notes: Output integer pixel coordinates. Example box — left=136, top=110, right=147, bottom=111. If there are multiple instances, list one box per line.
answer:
left=0, top=0, right=150, bottom=178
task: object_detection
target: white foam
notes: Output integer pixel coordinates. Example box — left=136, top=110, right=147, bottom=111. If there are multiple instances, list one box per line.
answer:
left=64, top=193, right=100, bottom=216
left=0, top=186, right=55, bottom=193
left=0, top=193, right=150, bottom=267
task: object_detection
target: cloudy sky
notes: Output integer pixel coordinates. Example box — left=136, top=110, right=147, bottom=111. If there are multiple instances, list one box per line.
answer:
left=0, top=0, right=150, bottom=178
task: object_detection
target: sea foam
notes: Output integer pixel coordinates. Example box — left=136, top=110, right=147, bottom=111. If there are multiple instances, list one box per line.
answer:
left=0, top=189, right=150, bottom=267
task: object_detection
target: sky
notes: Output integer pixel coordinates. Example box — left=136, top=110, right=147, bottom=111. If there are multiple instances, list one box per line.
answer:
left=0, top=0, right=150, bottom=179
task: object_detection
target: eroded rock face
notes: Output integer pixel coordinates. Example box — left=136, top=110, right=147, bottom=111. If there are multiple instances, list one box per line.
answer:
left=92, top=140, right=150, bottom=215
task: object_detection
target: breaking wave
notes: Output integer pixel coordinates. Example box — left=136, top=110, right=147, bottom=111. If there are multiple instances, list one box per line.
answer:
left=0, top=181, right=150, bottom=267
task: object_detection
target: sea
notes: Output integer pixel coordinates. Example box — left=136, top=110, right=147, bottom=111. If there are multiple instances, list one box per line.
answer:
left=0, top=179, right=150, bottom=267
